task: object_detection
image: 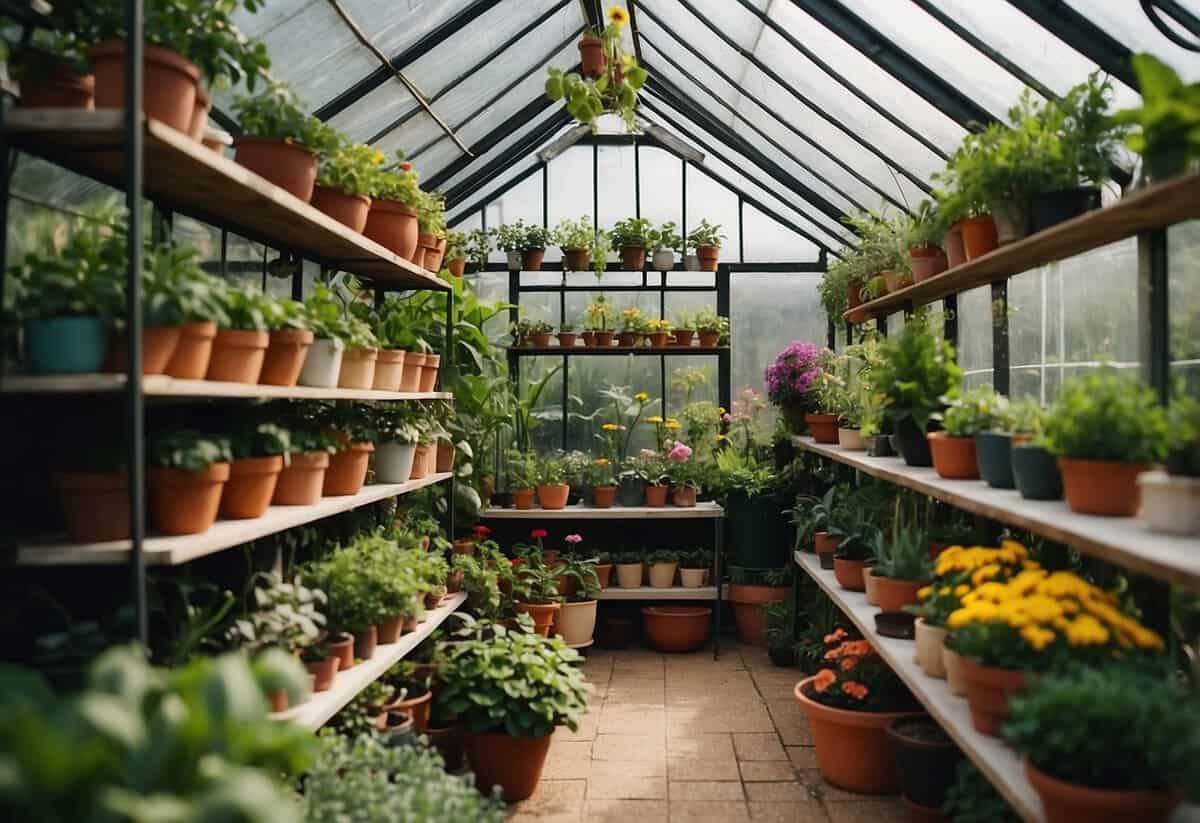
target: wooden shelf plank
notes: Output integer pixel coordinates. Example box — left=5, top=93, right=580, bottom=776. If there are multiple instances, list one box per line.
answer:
left=13, top=473, right=454, bottom=567
left=0, top=373, right=452, bottom=401
left=4, top=109, right=448, bottom=290
left=596, top=585, right=719, bottom=601
left=482, top=502, right=724, bottom=519
left=793, top=437, right=1200, bottom=589
left=845, top=173, right=1200, bottom=321
left=273, top=592, right=466, bottom=731
left=509, top=346, right=727, bottom=356
left=794, top=551, right=1044, bottom=822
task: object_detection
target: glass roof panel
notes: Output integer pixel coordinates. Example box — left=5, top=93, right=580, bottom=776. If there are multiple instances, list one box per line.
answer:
left=339, top=0, right=482, bottom=67
left=435, top=108, right=569, bottom=192
left=1064, top=0, right=1200, bottom=81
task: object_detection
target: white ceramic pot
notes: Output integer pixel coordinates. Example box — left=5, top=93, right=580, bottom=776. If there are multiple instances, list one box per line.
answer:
left=555, top=599, right=598, bottom=646
left=942, top=644, right=968, bottom=696
left=648, top=562, right=678, bottom=588
left=679, top=568, right=707, bottom=588
left=506, top=250, right=522, bottom=270
left=652, top=249, right=675, bottom=272
left=376, top=441, right=417, bottom=483
left=338, top=346, right=378, bottom=389
left=298, top=337, right=345, bottom=388
left=684, top=253, right=701, bottom=271
left=863, top=566, right=879, bottom=605
left=616, top=563, right=643, bottom=589
left=837, top=428, right=865, bottom=450
left=915, top=618, right=948, bottom=679
left=1138, top=470, right=1200, bottom=534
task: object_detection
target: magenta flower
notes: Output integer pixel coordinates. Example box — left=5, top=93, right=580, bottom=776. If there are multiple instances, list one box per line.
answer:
left=667, top=442, right=693, bottom=462
left=565, top=533, right=583, bottom=545
left=764, top=341, right=828, bottom=405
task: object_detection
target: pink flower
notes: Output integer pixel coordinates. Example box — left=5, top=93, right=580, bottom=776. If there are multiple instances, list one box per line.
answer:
left=530, top=529, right=548, bottom=539
left=565, top=533, right=582, bottom=545
left=721, top=413, right=732, bottom=424
left=667, top=442, right=692, bottom=463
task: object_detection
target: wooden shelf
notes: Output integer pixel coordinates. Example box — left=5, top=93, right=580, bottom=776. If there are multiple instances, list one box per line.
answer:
left=0, top=373, right=453, bottom=400
left=13, top=472, right=453, bottom=567
left=845, top=172, right=1200, bottom=321
left=5, top=109, right=448, bottom=291
left=508, top=345, right=727, bottom=356
left=793, top=437, right=1200, bottom=590
left=273, top=592, right=466, bottom=731
left=482, top=502, right=724, bottom=519
left=596, top=585, right=719, bottom=600
left=794, top=551, right=1043, bottom=822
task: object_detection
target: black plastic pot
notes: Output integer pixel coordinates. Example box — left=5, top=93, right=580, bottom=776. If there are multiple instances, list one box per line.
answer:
left=887, top=715, right=963, bottom=809
left=868, top=434, right=894, bottom=457
left=617, top=476, right=645, bottom=507
left=726, top=492, right=787, bottom=568
left=768, top=645, right=797, bottom=667
left=818, top=552, right=835, bottom=570
left=875, top=611, right=915, bottom=640
left=1028, top=187, right=1100, bottom=233
left=1011, top=444, right=1063, bottom=500
left=566, top=490, right=583, bottom=506
left=597, top=616, right=635, bottom=649
left=491, top=490, right=513, bottom=509
left=974, top=432, right=1015, bottom=489
left=894, top=419, right=933, bottom=467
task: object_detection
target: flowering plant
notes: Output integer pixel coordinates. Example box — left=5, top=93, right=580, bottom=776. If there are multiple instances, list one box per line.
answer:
left=628, top=450, right=669, bottom=485
left=913, top=540, right=1034, bottom=627
left=806, top=630, right=913, bottom=712
left=585, top=457, right=616, bottom=487
left=619, top=307, right=646, bottom=333
left=665, top=442, right=703, bottom=490
left=765, top=341, right=828, bottom=407
left=597, top=385, right=656, bottom=462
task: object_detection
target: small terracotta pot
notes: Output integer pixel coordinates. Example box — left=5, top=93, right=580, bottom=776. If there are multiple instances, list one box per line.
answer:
left=372, top=349, right=405, bottom=392
left=54, top=471, right=130, bottom=542
left=557, top=332, right=577, bottom=348
left=311, top=186, right=371, bottom=232
left=416, top=232, right=437, bottom=266
left=147, top=462, right=230, bottom=535
left=324, top=443, right=374, bottom=496
left=914, top=619, right=947, bottom=678
left=425, top=237, right=446, bottom=272
left=943, top=223, right=966, bottom=268
left=1057, top=457, right=1151, bottom=516
left=927, top=432, right=979, bottom=480
left=537, top=483, right=570, bottom=510
left=17, top=56, right=94, bottom=109
left=272, top=451, right=329, bottom=505
left=592, top=485, right=617, bottom=508
left=220, top=455, right=283, bottom=519
left=448, top=257, right=466, bottom=277
left=647, top=332, right=669, bottom=347
left=337, top=346, right=378, bottom=390
left=400, top=351, right=425, bottom=392
left=882, top=270, right=913, bottom=293
left=672, top=329, right=695, bottom=347
left=305, top=656, right=338, bottom=692
left=1025, top=760, right=1182, bottom=823
left=466, top=732, right=553, bottom=802
left=363, top=199, right=419, bottom=259
left=642, top=606, right=712, bottom=653
left=164, top=320, right=217, bottom=380
left=960, top=657, right=1026, bottom=737
left=697, top=245, right=720, bottom=271
left=960, top=214, right=998, bottom=260
left=420, top=353, right=441, bottom=392
left=188, top=85, right=210, bottom=140
left=530, top=333, right=552, bottom=348
left=105, top=325, right=182, bottom=375
left=354, top=624, right=378, bottom=660
left=645, top=484, right=669, bottom=507
left=863, top=566, right=880, bottom=605
left=564, top=248, right=591, bottom=271
left=805, top=413, right=840, bottom=444
left=648, top=562, right=678, bottom=589
left=234, top=137, right=318, bottom=202
left=386, top=687, right=433, bottom=733
left=206, top=328, right=268, bottom=383
left=580, top=331, right=597, bottom=346
left=942, top=645, right=968, bottom=696
left=89, top=40, right=198, bottom=132
left=595, top=563, right=614, bottom=588
left=452, top=538, right=475, bottom=556
left=698, top=331, right=721, bottom=347
left=521, top=248, right=545, bottom=270
left=329, top=632, right=354, bottom=670
left=593, top=330, right=615, bottom=347
left=615, top=563, right=643, bottom=589
left=814, top=532, right=841, bottom=569
left=847, top=282, right=863, bottom=310
left=512, top=487, right=535, bottom=509
left=728, top=584, right=790, bottom=645
left=833, top=558, right=867, bottom=592
left=376, top=615, right=403, bottom=644
left=672, top=486, right=698, bottom=507
left=515, top=601, right=561, bottom=636
left=578, top=34, right=606, bottom=79
left=620, top=245, right=646, bottom=271
left=617, top=331, right=640, bottom=347
left=909, top=246, right=948, bottom=282
left=874, top=576, right=926, bottom=612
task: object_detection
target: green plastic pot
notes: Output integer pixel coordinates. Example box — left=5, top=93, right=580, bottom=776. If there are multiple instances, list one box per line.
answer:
left=726, top=492, right=787, bottom=568
left=617, top=476, right=645, bottom=507
left=1011, top=444, right=1063, bottom=500
left=26, top=316, right=108, bottom=374
left=974, top=432, right=1015, bottom=489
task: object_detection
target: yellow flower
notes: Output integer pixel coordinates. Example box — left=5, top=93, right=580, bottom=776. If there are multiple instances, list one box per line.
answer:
left=594, top=458, right=609, bottom=465
left=917, top=586, right=932, bottom=601
left=970, top=563, right=1000, bottom=586
left=608, top=5, right=629, bottom=25
left=646, top=415, right=664, bottom=424
left=665, top=420, right=681, bottom=431
left=716, top=434, right=729, bottom=442
left=1065, top=615, right=1109, bottom=646
left=373, top=151, right=385, bottom=164
left=602, top=423, right=620, bottom=432
left=621, top=54, right=636, bottom=68
left=1020, top=625, right=1056, bottom=651
left=634, top=391, right=650, bottom=403
left=718, top=407, right=727, bottom=414
left=953, top=584, right=970, bottom=597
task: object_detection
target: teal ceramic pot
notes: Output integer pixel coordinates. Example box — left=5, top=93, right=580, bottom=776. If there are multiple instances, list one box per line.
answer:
left=1011, top=444, right=1063, bottom=500
left=26, top=316, right=108, bottom=374
left=975, top=432, right=1015, bottom=489
left=617, top=476, right=645, bottom=507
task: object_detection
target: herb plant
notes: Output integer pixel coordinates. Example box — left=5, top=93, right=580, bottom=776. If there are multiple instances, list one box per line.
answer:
left=940, top=384, right=1011, bottom=438
left=1112, top=53, right=1200, bottom=181
left=1042, top=369, right=1169, bottom=463
left=317, top=142, right=382, bottom=197
left=687, top=219, right=724, bottom=248
left=148, top=429, right=232, bottom=471
left=232, top=81, right=338, bottom=154
left=874, top=319, right=962, bottom=433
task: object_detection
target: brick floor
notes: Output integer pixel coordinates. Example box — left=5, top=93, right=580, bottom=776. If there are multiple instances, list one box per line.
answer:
left=506, top=640, right=906, bottom=822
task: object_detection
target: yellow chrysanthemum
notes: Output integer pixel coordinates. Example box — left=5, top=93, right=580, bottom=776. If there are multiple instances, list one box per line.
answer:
left=716, top=434, right=729, bottom=442
left=646, top=415, right=664, bottom=424
left=917, top=586, right=932, bottom=601
left=1065, top=614, right=1109, bottom=646
left=1020, top=624, right=1056, bottom=651
left=953, top=584, right=970, bottom=597
left=634, top=391, right=650, bottom=403
left=608, top=6, right=629, bottom=25
left=665, top=420, right=681, bottom=431
left=594, top=458, right=610, bottom=465
left=373, top=151, right=386, bottom=164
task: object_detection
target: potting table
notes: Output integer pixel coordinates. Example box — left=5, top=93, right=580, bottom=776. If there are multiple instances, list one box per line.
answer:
left=481, top=502, right=725, bottom=658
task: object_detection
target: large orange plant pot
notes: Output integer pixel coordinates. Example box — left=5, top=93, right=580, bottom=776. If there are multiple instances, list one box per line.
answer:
left=1025, top=760, right=1183, bottom=823
left=363, top=199, right=419, bottom=259
left=536, top=483, right=570, bottom=510
left=260, top=328, right=314, bottom=386
left=805, top=413, right=840, bottom=444
left=324, top=443, right=373, bottom=496
left=220, top=455, right=283, bottom=519
left=1057, top=457, right=1150, bottom=516
left=465, top=732, right=553, bottom=802
left=105, top=325, right=182, bottom=375
left=164, top=320, right=216, bottom=379
left=400, top=352, right=425, bottom=392
left=89, top=40, right=197, bottom=132
left=147, top=463, right=230, bottom=535
left=419, top=353, right=440, bottom=392
left=272, top=451, right=329, bottom=505
left=54, top=471, right=129, bottom=542
left=337, top=346, right=378, bottom=390
left=234, top=137, right=318, bottom=202
left=959, top=657, right=1026, bottom=737
left=728, top=584, right=790, bottom=645
left=875, top=576, right=926, bottom=612
left=206, top=328, right=268, bottom=383
left=311, top=186, right=370, bottom=233
left=927, top=432, right=980, bottom=480
left=833, top=558, right=867, bottom=592
left=512, top=487, right=535, bottom=509
left=642, top=606, right=711, bottom=653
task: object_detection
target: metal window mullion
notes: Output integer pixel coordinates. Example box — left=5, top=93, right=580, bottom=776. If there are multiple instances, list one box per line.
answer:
left=1138, top=229, right=1170, bottom=404
left=991, top=282, right=1010, bottom=395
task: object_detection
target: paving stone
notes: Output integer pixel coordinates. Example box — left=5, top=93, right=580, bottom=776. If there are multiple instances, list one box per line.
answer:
left=740, top=761, right=800, bottom=782
left=668, top=780, right=746, bottom=801
left=666, top=756, right=741, bottom=781
left=745, top=782, right=810, bottom=803
left=747, top=801, right=831, bottom=822
left=508, top=779, right=586, bottom=819
left=592, top=733, right=667, bottom=761
left=666, top=734, right=735, bottom=759
left=822, top=799, right=908, bottom=823
left=733, top=733, right=789, bottom=761
left=798, top=771, right=894, bottom=804
left=590, top=758, right=667, bottom=779
left=584, top=799, right=669, bottom=823
left=586, top=775, right=668, bottom=800
left=785, top=746, right=819, bottom=770
left=668, top=800, right=752, bottom=822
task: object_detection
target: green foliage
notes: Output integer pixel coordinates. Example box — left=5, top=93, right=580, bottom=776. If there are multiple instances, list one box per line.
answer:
left=553, top=556, right=601, bottom=601
left=229, top=421, right=292, bottom=460
left=874, top=319, right=962, bottom=433
left=583, top=295, right=616, bottom=330
left=651, top=221, right=682, bottom=251
left=940, top=384, right=1012, bottom=438
left=551, top=216, right=597, bottom=251
left=1168, top=391, right=1200, bottom=476
left=1042, top=368, right=1169, bottom=462
left=148, top=428, right=232, bottom=471
left=303, top=283, right=376, bottom=348
left=227, top=572, right=326, bottom=655
left=370, top=152, right=422, bottom=208
left=232, top=81, right=338, bottom=153
left=544, top=50, right=648, bottom=133
left=317, top=142, right=382, bottom=197
left=452, top=553, right=502, bottom=619
left=538, top=453, right=569, bottom=485
left=217, top=282, right=272, bottom=331
left=609, top=217, right=655, bottom=248
left=8, top=219, right=124, bottom=321
left=1112, top=53, right=1200, bottom=181
left=417, top=190, right=446, bottom=236
left=687, top=219, right=724, bottom=247
left=1005, top=396, right=1045, bottom=436
left=464, top=229, right=492, bottom=266
left=505, top=449, right=537, bottom=489
left=872, top=525, right=932, bottom=582
left=645, top=549, right=679, bottom=564
left=942, top=760, right=1019, bottom=823
left=493, top=219, right=549, bottom=252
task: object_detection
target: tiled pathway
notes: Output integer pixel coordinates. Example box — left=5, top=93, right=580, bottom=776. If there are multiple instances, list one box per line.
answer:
left=509, top=642, right=907, bottom=822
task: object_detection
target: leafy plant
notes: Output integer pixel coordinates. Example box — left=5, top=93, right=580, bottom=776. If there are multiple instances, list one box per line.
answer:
left=1041, top=368, right=1169, bottom=463
left=1168, top=391, right=1200, bottom=476
left=872, top=524, right=932, bottom=582
left=553, top=556, right=601, bottom=601
left=1112, top=53, right=1200, bottom=181
left=939, top=384, right=1011, bottom=438
left=464, top=228, right=493, bottom=267
left=544, top=8, right=648, bottom=133
left=227, top=572, right=326, bottom=656
left=370, top=152, right=421, bottom=208
left=551, top=216, right=597, bottom=251
left=228, top=421, right=291, bottom=460
left=232, top=81, right=338, bottom=153
left=148, top=428, right=231, bottom=471
left=583, top=295, right=616, bottom=331
left=942, top=760, right=1020, bottom=823
left=687, top=219, right=724, bottom=248
left=453, top=553, right=502, bottom=619
left=805, top=633, right=913, bottom=712
left=303, top=283, right=376, bottom=348
left=8, top=219, right=124, bottom=321
left=505, top=449, right=537, bottom=490
left=609, top=217, right=654, bottom=248
left=874, top=318, right=962, bottom=433
left=317, top=142, right=382, bottom=197
left=494, top=219, right=548, bottom=252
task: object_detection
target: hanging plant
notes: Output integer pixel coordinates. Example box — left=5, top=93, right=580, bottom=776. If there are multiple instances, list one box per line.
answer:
left=545, top=7, right=648, bottom=132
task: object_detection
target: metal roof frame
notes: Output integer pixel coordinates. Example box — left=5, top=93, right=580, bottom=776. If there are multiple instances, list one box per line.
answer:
left=1003, top=0, right=1137, bottom=89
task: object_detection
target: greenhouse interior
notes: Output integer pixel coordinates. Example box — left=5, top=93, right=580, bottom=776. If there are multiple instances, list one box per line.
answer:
left=2, top=0, right=1200, bottom=821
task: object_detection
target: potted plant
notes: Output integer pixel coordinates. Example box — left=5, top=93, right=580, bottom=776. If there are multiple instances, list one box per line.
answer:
left=231, top=82, right=337, bottom=202
left=644, top=318, right=672, bottom=347
left=321, top=404, right=378, bottom=496
left=693, top=309, right=729, bottom=348
left=610, top=217, right=654, bottom=271
left=364, top=152, right=421, bottom=259
left=665, top=441, right=701, bottom=507
left=651, top=222, right=680, bottom=272
left=52, top=445, right=130, bottom=543
left=417, top=191, right=447, bottom=272
left=436, top=624, right=589, bottom=801
left=583, top=296, right=616, bottom=346
left=928, top=384, right=1003, bottom=480
left=679, top=549, right=710, bottom=588
left=552, top=216, right=597, bottom=272
left=766, top=341, right=827, bottom=435
left=304, top=546, right=389, bottom=661
left=374, top=406, right=420, bottom=483
left=534, top=453, right=570, bottom=510
left=146, top=429, right=231, bottom=535
left=969, top=389, right=1018, bottom=489
left=830, top=508, right=879, bottom=593
left=671, top=311, right=695, bottom=346
left=494, top=222, right=523, bottom=270
left=512, top=554, right=564, bottom=636
left=9, top=29, right=94, bottom=110
left=585, top=457, right=617, bottom=508
left=206, top=283, right=270, bottom=384
left=904, top=201, right=949, bottom=282
left=444, top=230, right=468, bottom=277
left=645, top=549, right=678, bottom=588
left=875, top=318, right=962, bottom=467
left=638, top=451, right=670, bottom=506
left=728, top=566, right=792, bottom=645
left=552, top=557, right=601, bottom=646
left=1112, top=54, right=1200, bottom=183
left=157, top=259, right=228, bottom=381
left=1009, top=400, right=1063, bottom=501
left=1139, top=393, right=1200, bottom=534
left=297, top=285, right=352, bottom=388
left=220, top=422, right=289, bottom=520
left=505, top=449, right=537, bottom=510
left=546, top=9, right=647, bottom=133
left=464, top=228, right=492, bottom=273
left=228, top=572, right=330, bottom=693
left=272, top=424, right=335, bottom=505
left=887, top=716, right=963, bottom=819
left=556, top=320, right=578, bottom=348
left=312, top=141, right=378, bottom=232
left=613, top=550, right=644, bottom=588
left=104, top=239, right=195, bottom=376
left=792, top=486, right=842, bottom=569
left=871, top=524, right=931, bottom=613
left=526, top=319, right=554, bottom=348
left=617, top=307, right=645, bottom=347
left=1042, top=369, right=1169, bottom=516
left=687, top=220, right=724, bottom=271
left=792, top=634, right=920, bottom=793
left=336, top=309, right=379, bottom=391
left=258, top=296, right=313, bottom=387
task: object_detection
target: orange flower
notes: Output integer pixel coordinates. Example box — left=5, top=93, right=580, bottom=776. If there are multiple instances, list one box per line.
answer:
left=839, top=656, right=857, bottom=671
left=841, top=681, right=869, bottom=700
left=812, top=669, right=837, bottom=693
left=823, top=646, right=844, bottom=660
left=840, top=640, right=873, bottom=658
left=823, top=628, right=847, bottom=645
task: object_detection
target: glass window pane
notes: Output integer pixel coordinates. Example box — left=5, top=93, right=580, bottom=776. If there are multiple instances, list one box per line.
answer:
left=957, top=285, right=994, bottom=392
left=547, top=145, right=595, bottom=261
left=1168, top=220, right=1200, bottom=393
left=742, top=204, right=821, bottom=263
left=1065, top=0, right=1200, bottom=81
left=637, top=146, right=683, bottom=235
left=597, top=145, right=636, bottom=233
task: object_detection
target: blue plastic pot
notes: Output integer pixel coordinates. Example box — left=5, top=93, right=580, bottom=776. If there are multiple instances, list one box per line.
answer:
left=26, top=316, right=108, bottom=374
left=974, top=432, right=1015, bottom=489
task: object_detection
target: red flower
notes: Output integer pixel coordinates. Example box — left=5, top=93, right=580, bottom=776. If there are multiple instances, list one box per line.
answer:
left=530, top=529, right=548, bottom=539
left=510, top=557, right=524, bottom=567
left=473, top=525, right=491, bottom=539
left=812, top=669, right=837, bottom=693
left=841, top=681, right=869, bottom=700
left=839, top=656, right=857, bottom=671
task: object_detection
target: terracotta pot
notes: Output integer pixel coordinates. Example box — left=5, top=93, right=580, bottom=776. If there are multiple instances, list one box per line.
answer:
left=515, top=601, right=561, bottom=636
left=672, top=486, right=698, bottom=507
left=672, top=329, right=695, bottom=347
left=164, top=321, right=217, bottom=380
left=642, top=606, right=712, bottom=653
left=354, top=624, right=378, bottom=660
left=435, top=441, right=454, bottom=474
left=794, top=678, right=920, bottom=794
left=372, top=348, right=405, bottom=392
left=268, top=690, right=289, bottom=713
left=311, top=186, right=371, bottom=233
left=1025, top=760, right=1182, bottom=823
left=837, top=428, right=865, bottom=450
left=697, top=245, right=720, bottom=271
left=647, top=332, right=669, bottom=347
left=678, top=568, right=706, bottom=588
left=377, top=615, right=403, bottom=644
left=324, top=443, right=373, bottom=496
left=593, top=330, right=615, bottom=347
left=579, top=331, right=596, bottom=346
left=942, top=645, right=968, bottom=696
left=913, top=619, right=948, bottom=679
left=805, top=413, right=840, bottom=444
left=960, top=657, right=1026, bottom=736
left=234, top=137, right=318, bottom=202
left=645, top=484, right=668, bottom=507
left=386, top=687, right=433, bottom=732
left=305, top=656, right=338, bottom=692
left=17, top=55, right=94, bottom=109
left=400, top=351, right=425, bottom=392
left=272, top=451, right=329, bottom=505
left=147, top=463, right=230, bottom=535
left=833, top=558, right=867, bottom=592
left=363, top=199, right=419, bottom=259
left=415, top=232, right=437, bottom=267
left=448, top=257, right=466, bottom=277
left=648, top=562, right=678, bottom=589
left=206, top=328, right=268, bottom=383
left=943, top=223, right=966, bottom=268
left=595, top=563, right=614, bottom=588
left=863, top=566, right=880, bottom=605
left=591, top=485, right=617, bottom=508
left=814, top=532, right=841, bottom=569
left=1057, top=457, right=1151, bottom=516
left=188, top=85, right=210, bottom=140
left=427, top=723, right=465, bottom=770
left=447, top=569, right=465, bottom=593
left=420, top=353, right=441, bottom=392
left=452, top=538, right=475, bottom=556
left=564, top=248, right=591, bottom=271
left=105, top=325, right=182, bottom=375
left=556, top=599, right=598, bottom=646
left=909, top=246, right=948, bottom=283
left=54, top=472, right=130, bottom=543
left=466, top=731, right=553, bottom=802
left=960, top=215, right=998, bottom=260
left=512, top=487, right=535, bottom=509
left=521, top=248, right=545, bottom=270
left=847, top=282, right=863, bottom=310
left=617, top=331, right=640, bottom=347
left=874, top=576, right=926, bottom=612
left=927, top=432, right=980, bottom=480
left=698, top=331, right=721, bottom=347
left=536, top=483, right=570, bottom=510
left=728, top=584, right=790, bottom=645
left=337, top=346, right=378, bottom=389
left=620, top=245, right=646, bottom=271
left=89, top=40, right=198, bottom=132
left=220, top=455, right=283, bottom=519
left=578, top=34, right=606, bottom=79
left=616, top=563, right=643, bottom=589
left=329, top=633, right=354, bottom=671
left=425, top=237, right=446, bottom=273
left=530, top=333, right=552, bottom=348
left=882, top=270, right=913, bottom=293
left=557, top=332, right=577, bottom=348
